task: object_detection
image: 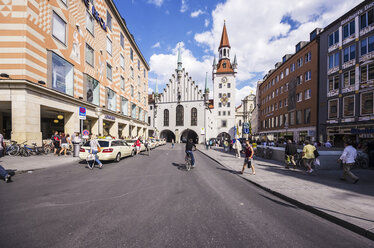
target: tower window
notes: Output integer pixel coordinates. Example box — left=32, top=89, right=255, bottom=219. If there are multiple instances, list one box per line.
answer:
left=228, top=83, right=231, bottom=88
left=223, top=63, right=226, bottom=68
left=224, top=49, right=226, bottom=56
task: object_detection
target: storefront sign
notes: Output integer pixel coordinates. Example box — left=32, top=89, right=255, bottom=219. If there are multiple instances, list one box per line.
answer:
left=82, top=0, right=107, bottom=32
left=351, top=128, right=374, bottom=134
left=104, top=115, right=115, bottom=121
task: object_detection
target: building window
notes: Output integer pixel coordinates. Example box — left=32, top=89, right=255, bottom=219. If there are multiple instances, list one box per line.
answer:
left=296, top=92, right=302, bottom=102
left=51, top=52, right=73, bottom=96
left=106, top=11, right=112, bottom=31
left=85, top=43, right=94, bottom=67
left=361, top=91, right=374, bottom=115
left=360, top=35, right=374, bottom=56
left=138, top=59, right=140, bottom=70
left=219, top=102, right=222, bottom=108
left=130, top=66, right=134, bottom=78
left=106, top=88, right=116, bottom=111
left=223, top=111, right=226, bottom=116
left=176, top=105, right=184, bottom=126
left=360, top=62, right=374, bottom=82
left=343, top=70, right=355, bottom=88
left=280, top=72, right=284, bottom=79
left=305, top=52, right=312, bottom=63
left=219, top=83, right=222, bottom=88
left=297, top=57, right=303, bottom=67
left=52, top=12, right=66, bottom=44
left=304, top=108, right=311, bottom=124
left=130, top=48, right=133, bottom=61
left=285, top=98, right=288, bottom=106
left=219, top=93, right=222, bottom=98
left=85, top=74, right=99, bottom=105
left=279, top=115, right=284, bottom=126
left=328, top=52, right=340, bottom=69
left=285, top=68, right=289, bottom=76
left=120, top=54, right=125, bottom=69
left=218, top=111, right=221, bottom=116
left=328, top=29, right=339, bottom=47
left=131, top=85, right=134, bottom=97
left=304, top=89, right=311, bottom=100
left=343, top=20, right=355, bottom=40
left=296, top=110, right=302, bottom=125
left=290, top=63, right=295, bottom=72
left=138, top=92, right=141, bottom=102
left=305, top=70, right=311, bottom=81
left=228, top=83, right=231, bottom=88
left=328, top=75, right=340, bottom=91
left=106, top=63, right=112, bottom=81
left=132, top=104, right=137, bottom=119
left=228, top=111, right=230, bottom=116
left=222, top=120, right=227, bottom=127
left=121, top=97, right=128, bottom=116
left=297, top=75, right=303, bottom=85
left=223, top=63, right=226, bottom=68
left=120, top=76, right=125, bottom=90
left=328, top=99, right=339, bottom=119
left=86, top=11, right=94, bottom=36
left=285, top=83, right=289, bottom=91
left=227, top=102, right=231, bottom=107
left=106, top=37, right=112, bottom=56
left=144, top=69, right=146, bottom=78
left=164, top=109, right=169, bottom=126
left=343, top=44, right=356, bottom=63
left=138, top=76, right=141, bottom=86
left=228, top=93, right=231, bottom=98
left=148, top=116, right=151, bottom=125
left=360, top=8, right=374, bottom=30
left=343, top=95, right=355, bottom=117
left=279, top=100, right=282, bottom=108
left=120, top=33, right=124, bottom=48
left=191, top=108, right=197, bottom=126
left=290, top=111, right=295, bottom=125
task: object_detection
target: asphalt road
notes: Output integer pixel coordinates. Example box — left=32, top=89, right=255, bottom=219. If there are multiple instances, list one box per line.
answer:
left=0, top=144, right=372, bottom=248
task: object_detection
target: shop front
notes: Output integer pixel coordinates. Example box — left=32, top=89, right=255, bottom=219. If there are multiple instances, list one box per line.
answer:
left=327, top=124, right=374, bottom=147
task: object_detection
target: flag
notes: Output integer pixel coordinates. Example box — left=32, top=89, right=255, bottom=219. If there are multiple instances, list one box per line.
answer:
left=236, top=124, right=240, bottom=137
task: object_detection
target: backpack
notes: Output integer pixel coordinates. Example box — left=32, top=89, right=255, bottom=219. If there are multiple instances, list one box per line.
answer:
left=53, top=135, right=60, bottom=142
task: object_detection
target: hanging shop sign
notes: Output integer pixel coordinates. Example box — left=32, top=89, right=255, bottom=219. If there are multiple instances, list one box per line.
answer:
left=82, top=0, right=107, bottom=32
left=104, top=115, right=116, bottom=121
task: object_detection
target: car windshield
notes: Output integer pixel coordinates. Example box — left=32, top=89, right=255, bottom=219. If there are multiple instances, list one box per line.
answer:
left=82, top=140, right=109, bottom=147
left=126, top=140, right=136, bottom=143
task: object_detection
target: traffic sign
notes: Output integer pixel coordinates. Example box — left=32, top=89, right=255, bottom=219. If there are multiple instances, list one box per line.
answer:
left=243, top=128, right=250, bottom=134
left=243, top=122, right=250, bottom=129
left=82, top=129, right=90, bottom=139
left=79, top=107, right=86, bottom=120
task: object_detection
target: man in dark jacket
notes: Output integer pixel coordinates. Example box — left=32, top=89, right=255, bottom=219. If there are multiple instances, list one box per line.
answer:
left=185, top=139, right=196, bottom=167
left=285, top=140, right=297, bottom=169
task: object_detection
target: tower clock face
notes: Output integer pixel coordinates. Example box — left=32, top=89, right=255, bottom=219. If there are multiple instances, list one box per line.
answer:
left=221, top=76, right=227, bottom=84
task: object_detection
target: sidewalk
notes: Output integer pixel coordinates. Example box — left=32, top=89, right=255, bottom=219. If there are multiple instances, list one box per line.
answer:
left=198, top=145, right=374, bottom=240
left=0, top=154, right=79, bottom=172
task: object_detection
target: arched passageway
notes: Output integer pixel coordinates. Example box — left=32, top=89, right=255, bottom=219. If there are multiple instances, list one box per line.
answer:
left=160, top=130, right=176, bottom=142
left=180, top=129, right=199, bottom=144
left=217, top=132, right=231, bottom=146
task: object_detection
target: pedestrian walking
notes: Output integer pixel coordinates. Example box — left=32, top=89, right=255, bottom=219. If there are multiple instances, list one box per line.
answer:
left=234, top=139, right=242, bottom=158
left=241, top=140, right=255, bottom=175
left=135, top=137, right=141, bottom=155
left=88, top=134, right=102, bottom=169
left=51, top=131, right=61, bottom=155
left=302, top=140, right=315, bottom=173
left=285, top=140, right=297, bottom=169
left=0, top=131, right=4, bottom=158
left=338, top=140, right=359, bottom=184
left=59, top=133, right=69, bottom=156
left=0, top=165, right=12, bottom=183
left=171, top=139, right=175, bottom=149
left=224, top=139, right=229, bottom=152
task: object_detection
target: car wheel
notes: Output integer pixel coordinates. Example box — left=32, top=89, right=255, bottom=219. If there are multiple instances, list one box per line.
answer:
left=115, top=153, right=121, bottom=162
left=131, top=149, right=136, bottom=157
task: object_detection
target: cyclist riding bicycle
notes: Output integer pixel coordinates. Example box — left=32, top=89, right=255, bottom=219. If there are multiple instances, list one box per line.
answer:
left=185, top=139, right=196, bottom=168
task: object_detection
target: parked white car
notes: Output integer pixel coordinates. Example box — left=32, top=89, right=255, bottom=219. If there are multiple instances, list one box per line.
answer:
left=79, top=139, right=135, bottom=162
left=125, top=139, right=146, bottom=152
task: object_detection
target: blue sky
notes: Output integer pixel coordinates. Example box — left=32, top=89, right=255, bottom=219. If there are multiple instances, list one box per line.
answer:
left=113, top=0, right=363, bottom=105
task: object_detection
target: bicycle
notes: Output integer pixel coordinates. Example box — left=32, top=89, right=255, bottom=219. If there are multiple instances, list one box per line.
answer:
left=6, top=140, right=20, bottom=156
left=264, top=147, right=273, bottom=159
left=185, top=152, right=192, bottom=171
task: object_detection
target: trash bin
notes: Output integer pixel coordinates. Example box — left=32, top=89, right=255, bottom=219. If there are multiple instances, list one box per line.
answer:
left=73, top=143, right=81, bottom=157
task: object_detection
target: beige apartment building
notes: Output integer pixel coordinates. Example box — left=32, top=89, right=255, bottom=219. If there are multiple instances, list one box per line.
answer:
left=0, top=0, right=149, bottom=145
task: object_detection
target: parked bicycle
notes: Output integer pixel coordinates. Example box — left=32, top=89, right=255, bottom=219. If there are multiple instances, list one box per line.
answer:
left=6, top=140, right=20, bottom=156
left=354, top=151, right=369, bottom=169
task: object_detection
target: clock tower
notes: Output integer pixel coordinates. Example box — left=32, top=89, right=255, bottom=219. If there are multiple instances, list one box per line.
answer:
left=212, top=21, right=237, bottom=140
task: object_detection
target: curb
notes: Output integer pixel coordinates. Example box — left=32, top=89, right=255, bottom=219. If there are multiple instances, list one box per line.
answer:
left=197, top=148, right=374, bottom=241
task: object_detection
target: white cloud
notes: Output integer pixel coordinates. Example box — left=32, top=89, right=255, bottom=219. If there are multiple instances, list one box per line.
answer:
left=186, top=30, right=192, bottom=35
left=195, top=0, right=362, bottom=89
left=152, top=42, right=161, bottom=48
left=204, top=18, right=209, bottom=27
left=149, top=42, right=213, bottom=94
left=180, top=0, right=188, bottom=13
left=191, top=9, right=205, bottom=18
left=147, top=0, right=164, bottom=7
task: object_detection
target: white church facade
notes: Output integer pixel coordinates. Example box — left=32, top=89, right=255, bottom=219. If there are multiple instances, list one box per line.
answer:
left=149, top=23, right=238, bottom=143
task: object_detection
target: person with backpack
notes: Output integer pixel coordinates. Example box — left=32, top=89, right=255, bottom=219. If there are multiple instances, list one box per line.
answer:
left=241, top=140, right=255, bottom=175
left=285, top=140, right=297, bottom=169
left=51, top=131, right=61, bottom=155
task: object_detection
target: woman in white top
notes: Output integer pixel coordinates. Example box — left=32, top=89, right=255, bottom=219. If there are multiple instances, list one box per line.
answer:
left=89, top=134, right=102, bottom=169
left=234, top=139, right=242, bottom=158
